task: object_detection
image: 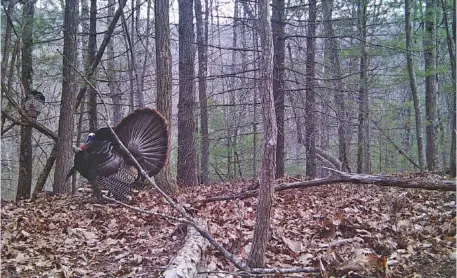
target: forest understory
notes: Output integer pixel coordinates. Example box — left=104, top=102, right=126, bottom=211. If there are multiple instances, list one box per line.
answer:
left=1, top=172, right=455, bottom=278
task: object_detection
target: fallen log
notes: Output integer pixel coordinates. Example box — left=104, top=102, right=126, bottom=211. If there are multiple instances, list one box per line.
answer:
left=196, top=169, right=456, bottom=204
left=324, top=168, right=456, bottom=192
left=163, top=219, right=209, bottom=278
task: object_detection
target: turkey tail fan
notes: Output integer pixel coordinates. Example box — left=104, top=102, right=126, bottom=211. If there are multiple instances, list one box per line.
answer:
left=115, top=108, right=169, bottom=176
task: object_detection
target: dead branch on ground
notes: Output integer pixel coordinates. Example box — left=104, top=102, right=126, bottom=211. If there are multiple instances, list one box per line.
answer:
left=196, top=169, right=455, bottom=204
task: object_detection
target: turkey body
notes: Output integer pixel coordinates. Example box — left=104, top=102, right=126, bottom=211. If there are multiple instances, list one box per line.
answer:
left=70, top=108, right=169, bottom=201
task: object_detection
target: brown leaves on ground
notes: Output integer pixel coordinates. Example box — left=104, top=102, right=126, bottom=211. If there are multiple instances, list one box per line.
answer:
left=2, top=173, right=456, bottom=277
left=1, top=192, right=184, bottom=277
left=186, top=175, right=456, bottom=277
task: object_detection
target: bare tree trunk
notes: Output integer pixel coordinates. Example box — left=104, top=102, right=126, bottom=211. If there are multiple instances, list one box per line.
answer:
left=177, top=0, right=198, bottom=186
left=195, top=0, right=210, bottom=184
left=227, top=0, right=239, bottom=180
left=3, top=44, right=19, bottom=135
left=424, top=0, right=438, bottom=170
left=155, top=0, right=177, bottom=194
left=17, top=0, right=36, bottom=201
left=125, top=34, right=135, bottom=113
left=253, top=42, right=259, bottom=179
left=119, top=10, right=136, bottom=112
left=405, top=0, right=426, bottom=171
left=31, top=144, right=58, bottom=200
left=107, top=0, right=122, bottom=125
left=452, top=0, right=456, bottom=177
left=1, top=0, right=15, bottom=86
left=87, top=0, right=98, bottom=132
left=73, top=0, right=89, bottom=193
left=1, top=1, right=15, bottom=134
left=72, top=94, right=85, bottom=193
left=138, top=0, right=152, bottom=102
left=356, top=0, right=371, bottom=173
left=251, top=18, right=259, bottom=179
left=53, top=0, right=78, bottom=194
left=322, top=0, right=351, bottom=172
left=305, top=0, right=317, bottom=178
left=121, top=3, right=144, bottom=108
left=247, top=0, right=276, bottom=267
left=130, top=0, right=143, bottom=107
left=80, top=0, right=88, bottom=71
left=441, top=0, right=456, bottom=176
left=272, top=0, right=285, bottom=179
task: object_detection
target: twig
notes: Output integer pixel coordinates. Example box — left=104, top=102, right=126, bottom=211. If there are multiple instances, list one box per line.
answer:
left=372, top=120, right=420, bottom=169
left=1, top=111, right=24, bottom=135
left=102, top=196, right=193, bottom=224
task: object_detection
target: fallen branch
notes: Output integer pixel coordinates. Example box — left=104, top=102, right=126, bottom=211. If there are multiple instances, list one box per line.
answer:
left=196, top=170, right=456, bottom=204
left=163, top=219, right=209, bottom=278
left=196, top=177, right=344, bottom=204
left=246, top=266, right=320, bottom=276
left=324, top=168, right=456, bottom=191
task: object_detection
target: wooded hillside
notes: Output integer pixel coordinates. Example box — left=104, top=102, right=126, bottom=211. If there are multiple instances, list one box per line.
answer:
left=1, top=0, right=455, bottom=200
left=1, top=0, right=456, bottom=276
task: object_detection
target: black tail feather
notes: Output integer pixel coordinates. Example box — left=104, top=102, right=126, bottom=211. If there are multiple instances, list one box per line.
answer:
left=115, top=108, right=169, bottom=176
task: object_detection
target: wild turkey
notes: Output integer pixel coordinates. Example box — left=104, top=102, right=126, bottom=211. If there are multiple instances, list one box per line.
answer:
left=68, top=108, right=169, bottom=201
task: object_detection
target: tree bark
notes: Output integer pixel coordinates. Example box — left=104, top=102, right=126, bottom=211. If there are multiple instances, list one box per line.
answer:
left=53, top=0, right=78, bottom=194
left=155, top=0, right=177, bottom=194
left=405, top=0, right=426, bottom=171
left=227, top=0, right=239, bottom=180
left=138, top=0, right=152, bottom=104
left=441, top=0, right=456, bottom=177
left=305, top=0, right=317, bottom=178
left=131, top=0, right=144, bottom=108
left=272, top=0, right=285, bottom=179
left=424, top=0, right=438, bottom=170
left=322, top=0, right=351, bottom=173
left=356, top=0, right=371, bottom=173
left=195, top=0, right=210, bottom=184
left=31, top=144, right=58, bottom=200
left=1, top=0, right=15, bottom=86
left=87, top=0, right=98, bottom=132
left=17, top=0, right=36, bottom=201
left=252, top=29, right=259, bottom=180
left=121, top=5, right=144, bottom=108
left=107, top=0, right=122, bottom=125
left=248, top=0, right=276, bottom=267
left=177, top=0, right=198, bottom=186
left=72, top=94, right=85, bottom=193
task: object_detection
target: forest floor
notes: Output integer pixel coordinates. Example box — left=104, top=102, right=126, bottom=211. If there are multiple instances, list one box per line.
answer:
left=1, top=173, right=456, bottom=277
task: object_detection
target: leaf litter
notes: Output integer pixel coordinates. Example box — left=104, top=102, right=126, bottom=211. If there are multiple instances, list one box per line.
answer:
left=2, top=173, right=456, bottom=277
